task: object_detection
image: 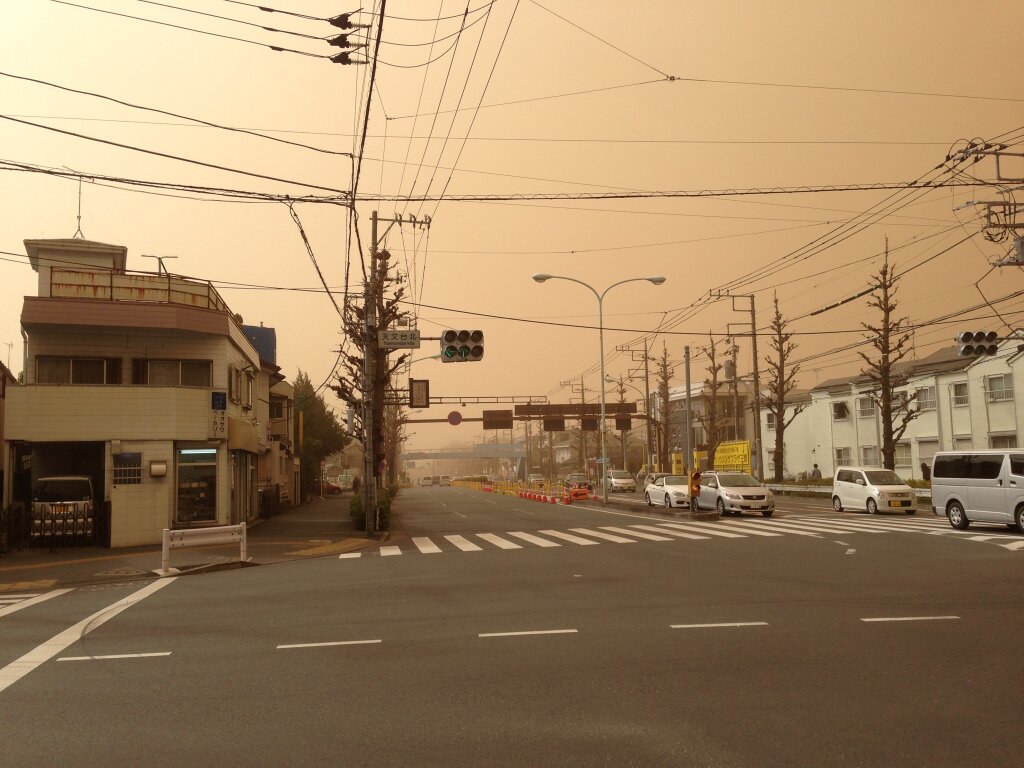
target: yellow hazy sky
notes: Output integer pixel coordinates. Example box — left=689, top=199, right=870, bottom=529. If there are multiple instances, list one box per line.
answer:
left=2, top=0, right=1022, bottom=449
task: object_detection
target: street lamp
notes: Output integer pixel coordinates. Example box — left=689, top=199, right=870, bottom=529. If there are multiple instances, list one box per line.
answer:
left=532, top=273, right=666, bottom=502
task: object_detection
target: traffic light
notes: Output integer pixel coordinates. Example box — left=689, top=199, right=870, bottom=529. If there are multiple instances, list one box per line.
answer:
left=689, top=470, right=701, bottom=499
left=957, top=331, right=998, bottom=357
left=440, top=330, right=484, bottom=362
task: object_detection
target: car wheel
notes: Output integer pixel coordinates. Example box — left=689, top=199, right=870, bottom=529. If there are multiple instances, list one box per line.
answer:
left=832, top=496, right=843, bottom=513
left=947, top=500, right=970, bottom=530
left=762, top=510, right=773, bottom=518
left=1015, top=505, right=1024, bottom=535
left=664, top=495, right=671, bottom=509
left=644, top=493, right=652, bottom=507
left=866, top=498, right=878, bottom=515
left=717, top=498, right=726, bottom=516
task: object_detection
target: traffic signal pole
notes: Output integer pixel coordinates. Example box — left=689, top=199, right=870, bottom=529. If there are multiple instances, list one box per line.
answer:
left=362, top=211, right=378, bottom=534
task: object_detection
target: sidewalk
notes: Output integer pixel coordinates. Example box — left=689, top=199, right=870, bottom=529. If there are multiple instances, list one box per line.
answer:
left=0, top=493, right=386, bottom=592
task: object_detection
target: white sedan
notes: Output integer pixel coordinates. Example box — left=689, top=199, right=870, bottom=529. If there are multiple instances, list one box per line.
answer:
left=644, top=475, right=690, bottom=509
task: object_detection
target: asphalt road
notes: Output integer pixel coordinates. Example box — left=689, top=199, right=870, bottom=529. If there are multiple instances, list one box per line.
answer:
left=2, top=485, right=1021, bottom=767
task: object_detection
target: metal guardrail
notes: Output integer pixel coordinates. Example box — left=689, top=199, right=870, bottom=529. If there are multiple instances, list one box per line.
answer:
left=160, top=523, right=247, bottom=573
left=766, top=483, right=932, bottom=499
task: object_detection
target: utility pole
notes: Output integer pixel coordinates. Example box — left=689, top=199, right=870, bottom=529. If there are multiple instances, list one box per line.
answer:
left=683, top=345, right=692, bottom=473
left=615, top=339, right=653, bottom=472
left=731, top=340, right=740, bottom=441
left=715, top=290, right=765, bottom=480
left=362, top=211, right=378, bottom=534
left=561, top=376, right=592, bottom=475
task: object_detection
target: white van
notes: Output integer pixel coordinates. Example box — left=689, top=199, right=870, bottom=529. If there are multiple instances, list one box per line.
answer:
left=831, top=467, right=916, bottom=514
left=931, top=450, right=1024, bottom=533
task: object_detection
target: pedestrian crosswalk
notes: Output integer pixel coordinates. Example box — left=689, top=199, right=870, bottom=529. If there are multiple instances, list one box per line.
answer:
left=0, top=589, right=72, bottom=617
left=343, top=514, right=1024, bottom=560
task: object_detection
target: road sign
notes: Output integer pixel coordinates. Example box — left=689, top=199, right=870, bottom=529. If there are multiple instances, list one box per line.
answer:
left=482, top=409, right=513, bottom=429
left=378, top=329, right=421, bottom=349
left=448, top=411, right=463, bottom=426
left=409, top=378, right=430, bottom=408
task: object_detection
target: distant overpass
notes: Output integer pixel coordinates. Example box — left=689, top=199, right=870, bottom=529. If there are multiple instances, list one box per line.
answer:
left=402, top=445, right=523, bottom=461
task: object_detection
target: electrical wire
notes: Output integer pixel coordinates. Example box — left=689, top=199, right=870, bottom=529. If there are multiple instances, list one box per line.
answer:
left=0, top=114, right=354, bottom=196
left=0, top=71, right=354, bottom=158
left=128, top=0, right=331, bottom=40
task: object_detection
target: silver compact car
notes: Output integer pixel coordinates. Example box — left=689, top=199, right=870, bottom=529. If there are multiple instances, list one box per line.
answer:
left=603, top=470, right=636, bottom=493
left=644, top=475, right=690, bottom=508
left=694, top=471, right=774, bottom=517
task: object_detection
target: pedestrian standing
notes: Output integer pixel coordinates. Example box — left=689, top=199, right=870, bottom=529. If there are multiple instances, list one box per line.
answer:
left=920, top=462, right=931, bottom=482
left=810, top=464, right=822, bottom=479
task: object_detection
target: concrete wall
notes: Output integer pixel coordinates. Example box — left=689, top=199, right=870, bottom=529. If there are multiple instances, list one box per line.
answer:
left=109, top=439, right=175, bottom=547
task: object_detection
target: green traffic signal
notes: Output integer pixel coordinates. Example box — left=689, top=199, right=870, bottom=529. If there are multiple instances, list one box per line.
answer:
left=439, top=329, right=484, bottom=362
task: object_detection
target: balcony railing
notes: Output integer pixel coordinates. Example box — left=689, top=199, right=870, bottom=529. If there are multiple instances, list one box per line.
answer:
left=49, top=267, right=232, bottom=316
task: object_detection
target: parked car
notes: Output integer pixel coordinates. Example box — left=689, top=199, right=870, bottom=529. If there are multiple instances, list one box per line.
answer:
left=642, top=472, right=669, bottom=489
left=831, top=467, right=914, bottom=515
left=31, top=475, right=95, bottom=541
left=321, top=481, right=342, bottom=495
left=602, top=469, right=636, bottom=493
left=931, top=450, right=1024, bottom=532
left=419, top=477, right=433, bottom=487
left=562, top=472, right=593, bottom=492
left=693, top=471, right=774, bottom=517
left=527, top=473, right=545, bottom=484
left=644, top=474, right=690, bottom=508
left=439, top=475, right=452, bottom=487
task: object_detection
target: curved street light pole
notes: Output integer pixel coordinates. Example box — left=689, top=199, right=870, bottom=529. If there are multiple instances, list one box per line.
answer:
left=533, top=273, right=665, bottom=503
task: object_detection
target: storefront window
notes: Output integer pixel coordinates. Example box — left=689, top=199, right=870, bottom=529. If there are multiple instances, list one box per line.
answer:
left=177, top=448, right=217, bottom=525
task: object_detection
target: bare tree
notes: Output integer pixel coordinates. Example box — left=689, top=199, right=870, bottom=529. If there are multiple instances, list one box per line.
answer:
left=655, top=342, right=673, bottom=472
left=694, top=333, right=726, bottom=469
left=857, top=247, right=920, bottom=469
left=759, top=294, right=805, bottom=481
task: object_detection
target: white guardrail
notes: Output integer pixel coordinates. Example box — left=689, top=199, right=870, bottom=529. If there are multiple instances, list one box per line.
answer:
left=160, top=523, right=247, bottom=573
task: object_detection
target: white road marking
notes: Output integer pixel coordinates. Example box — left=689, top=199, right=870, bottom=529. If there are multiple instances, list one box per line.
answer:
left=601, top=526, right=673, bottom=542
left=506, top=531, right=561, bottom=548
left=835, top=540, right=850, bottom=546
left=58, top=652, right=171, bottom=661
left=861, top=616, right=959, bottom=623
left=445, top=535, right=483, bottom=552
left=379, top=546, right=403, bottom=557
left=538, top=529, right=599, bottom=545
left=715, top=520, right=783, bottom=537
left=452, top=511, right=467, bottom=518
left=277, top=640, right=382, bottom=649
left=412, top=537, right=443, bottom=554
left=569, top=504, right=683, bottom=522
left=631, top=524, right=708, bottom=540
left=0, top=578, right=176, bottom=695
left=0, top=589, right=73, bottom=619
left=671, top=622, right=768, bottom=629
left=659, top=522, right=745, bottom=539
left=1004, top=540, right=1024, bottom=550
left=337, top=552, right=362, bottom=559
left=569, top=527, right=636, bottom=543
left=476, top=533, right=522, bottom=550
left=479, top=629, right=577, bottom=638
left=846, top=549, right=856, bottom=555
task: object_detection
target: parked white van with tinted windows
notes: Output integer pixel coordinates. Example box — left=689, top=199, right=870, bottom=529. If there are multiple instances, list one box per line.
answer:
left=831, top=467, right=916, bottom=514
left=931, top=450, right=1024, bottom=532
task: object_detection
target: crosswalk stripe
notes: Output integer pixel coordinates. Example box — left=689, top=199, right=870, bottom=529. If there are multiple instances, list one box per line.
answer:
left=713, top=520, right=783, bottom=537
left=751, top=519, right=871, bottom=535
left=506, top=531, right=561, bottom=548
left=570, top=528, right=637, bottom=543
left=1003, top=540, right=1024, bottom=550
left=736, top=519, right=823, bottom=537
left=538, top=529, right=600, bottom=545
left=338, top=552, right=362, bottom=559
left=659, top=522, right=746, bottom=539
left=445, top=535, right=483, bottom=551
left=631, top=524, right=709, bottom=540
left=476, top=533, right=522, bottom=550
left=412, top=537, right=443, bottom=554
left=808, top=517, right=922, bottom=531
left=789, top=519, right=899, bottom=533
left=601, top=526, right=673, bottom=541
left=379, top=546, right=403, bottom=557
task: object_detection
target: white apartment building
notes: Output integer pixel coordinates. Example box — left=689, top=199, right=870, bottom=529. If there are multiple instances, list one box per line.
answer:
left=2, top=238, right=291, bottom=547
left=760, top=339, right=1023, bottom=480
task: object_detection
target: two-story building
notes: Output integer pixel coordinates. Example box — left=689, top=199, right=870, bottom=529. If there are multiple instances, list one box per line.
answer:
left=1, top=238, right=279, bottom=547
left=0, top=361, right=18, bottom=497
left=759, top=338, right=1023, bottom=480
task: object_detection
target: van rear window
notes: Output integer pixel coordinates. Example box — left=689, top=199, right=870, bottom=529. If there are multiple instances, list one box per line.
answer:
left=1012, top=455, right=1024, bottom=476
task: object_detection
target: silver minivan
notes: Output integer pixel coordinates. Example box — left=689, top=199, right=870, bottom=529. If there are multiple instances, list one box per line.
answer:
left=931, top=450, right=1024, bottom=532
left=831, top=467, right=916, bottom=514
